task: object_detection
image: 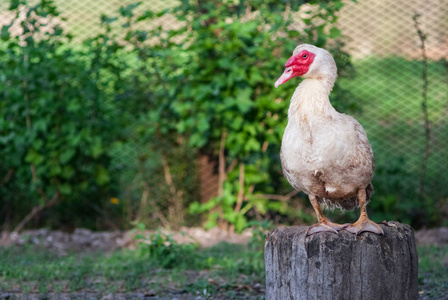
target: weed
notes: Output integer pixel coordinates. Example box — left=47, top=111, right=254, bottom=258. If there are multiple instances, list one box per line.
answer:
left=134, top=226, right=201, bottom=269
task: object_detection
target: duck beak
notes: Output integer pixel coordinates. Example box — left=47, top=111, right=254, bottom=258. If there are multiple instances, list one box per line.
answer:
left=275, top=68, right=294, bottom=88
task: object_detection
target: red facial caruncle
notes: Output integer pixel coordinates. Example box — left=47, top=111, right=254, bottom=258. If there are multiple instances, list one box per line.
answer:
left=275, top=50, right=315, bottom=88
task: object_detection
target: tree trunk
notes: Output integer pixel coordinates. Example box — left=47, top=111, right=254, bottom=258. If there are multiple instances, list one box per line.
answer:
left=265, top=223, right=418, bottom=300
left=198, top=153, right=219, bottom=204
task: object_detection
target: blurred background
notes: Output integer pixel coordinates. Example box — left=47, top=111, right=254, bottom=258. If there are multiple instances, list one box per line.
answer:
left=1, top=0, right=448, bottom=234
left=1, top=1, right=448, bottom=298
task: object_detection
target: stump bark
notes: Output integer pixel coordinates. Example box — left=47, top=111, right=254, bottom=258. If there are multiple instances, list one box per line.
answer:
left=265, top=223, right=418, bottom=300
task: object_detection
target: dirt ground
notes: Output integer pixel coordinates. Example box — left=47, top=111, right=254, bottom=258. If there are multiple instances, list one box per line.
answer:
left=0, top=225, right=446, bottom=255
left=0, top=226, right=253, bottom=255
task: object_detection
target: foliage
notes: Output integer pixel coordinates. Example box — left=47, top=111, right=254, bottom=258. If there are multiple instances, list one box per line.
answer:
left=134, top=225, right=200, bottom=269
left=98, top=0, right=357, bottom=232
left=244, top=220, right=276, bottom=272
left=1, top=0, right=445, bottom=231
left=247, top=220, right=276, bottom=251
left=0, top=0, right=356, bottom=231
left=0, top=0, right=123, bottom=228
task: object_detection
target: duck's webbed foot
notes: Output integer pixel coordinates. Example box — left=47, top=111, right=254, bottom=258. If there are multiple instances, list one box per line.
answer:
left=343, top=217, right=384, bottom=235
left=343, top=188, right=384, bottom=235
left=306, top=218, right=345, bottom=235
left=307, top=194, right=345, bottom=235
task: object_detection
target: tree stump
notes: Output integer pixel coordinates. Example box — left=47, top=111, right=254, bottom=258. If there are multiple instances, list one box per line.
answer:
left=265, top=223, right=418, bottom=300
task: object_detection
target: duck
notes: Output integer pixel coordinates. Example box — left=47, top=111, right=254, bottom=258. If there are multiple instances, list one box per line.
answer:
left=275, top=44, right=383, bottom=235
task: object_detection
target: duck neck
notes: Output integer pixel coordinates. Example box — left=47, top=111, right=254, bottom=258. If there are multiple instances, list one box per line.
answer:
left=288, top=78, right=337, bottom=121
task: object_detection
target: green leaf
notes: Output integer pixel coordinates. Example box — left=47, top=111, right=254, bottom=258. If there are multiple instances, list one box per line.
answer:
left=49, top=163, right=62, bottom=175
left=9, top=0, right=20, bottom=10
left=235, top=88, right=253, bottom=113
left=244, top=137, right=260, bottom=152
left=333, top=0, right=345, bottom=11
left=33, top=119, right=48, bottom=132
left=25, top=149, right=44, bottom=165
left=137, top=10, right=154, bottom=21
left=204, top=212, right=219, bottom=230
left=33, top=139, right=44, bottom=150
left=101, top=15, right=118, bottom=24
left=189, top=132, right=207, bottom=148
left=90, top=138, right=103, bottom=159
left=96, top=165, right=110, bottom=185
left=134, top=233, right=146, bottom=240
left=1, top=25, right=11, bottom=41
left=234, top=214, right=247, bottom=233
left=329, top=27, right=341, bottom=38
left=196, top=114, right=209, bottom=133
left=61, top=165, right=74, bottom=179
left=119, top=2, right=141, bottom=18
left=189, top=202, right=201, bottom=214
left=59, top=183, right=72, bottom=195
left=60, top=149, right=76, bottom=164
left=223, top=210, right=237, bottom=223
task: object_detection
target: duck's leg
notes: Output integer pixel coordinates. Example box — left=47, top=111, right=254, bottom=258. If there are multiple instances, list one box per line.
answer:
left=306, top=195, right=345, bottom=235
left=344, top=189, right=384, bottom=235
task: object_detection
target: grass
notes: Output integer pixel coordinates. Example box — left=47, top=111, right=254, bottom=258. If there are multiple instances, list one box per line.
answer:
left=417, top=245, right=448, bottom=299
left=0, top=238, right=446, bottom=299
left=0, top=240, right=265, bottom=299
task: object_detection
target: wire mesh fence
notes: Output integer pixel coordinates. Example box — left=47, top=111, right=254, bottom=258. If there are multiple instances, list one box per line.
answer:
left=338, top=0, right=448, bottom=225
left=1, top=0, right=447, bottom=229
left=0, top=0, right=177, bottom=39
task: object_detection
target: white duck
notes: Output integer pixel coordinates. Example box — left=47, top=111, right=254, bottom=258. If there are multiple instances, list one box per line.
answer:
left=275, top=44, right=383, bottom=235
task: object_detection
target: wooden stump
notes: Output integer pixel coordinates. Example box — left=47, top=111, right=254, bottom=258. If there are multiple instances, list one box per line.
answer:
left=265, top=223, right=418, bottom=300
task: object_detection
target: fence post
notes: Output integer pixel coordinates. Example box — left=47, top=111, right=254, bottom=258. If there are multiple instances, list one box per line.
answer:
left=264, top=223, right=418, bottom=300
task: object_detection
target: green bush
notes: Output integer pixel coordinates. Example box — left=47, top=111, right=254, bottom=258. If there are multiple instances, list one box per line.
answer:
left=0, top=0, right=359, bottom=231
left=0, top=0, right=122, bottom=229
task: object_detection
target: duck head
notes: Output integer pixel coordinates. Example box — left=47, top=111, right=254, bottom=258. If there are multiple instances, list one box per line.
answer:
left=275, top=44, right=337, bottom=90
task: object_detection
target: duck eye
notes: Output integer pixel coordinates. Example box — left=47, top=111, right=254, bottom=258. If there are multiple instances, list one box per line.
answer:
left=303, top=54, right=308, bottom=58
